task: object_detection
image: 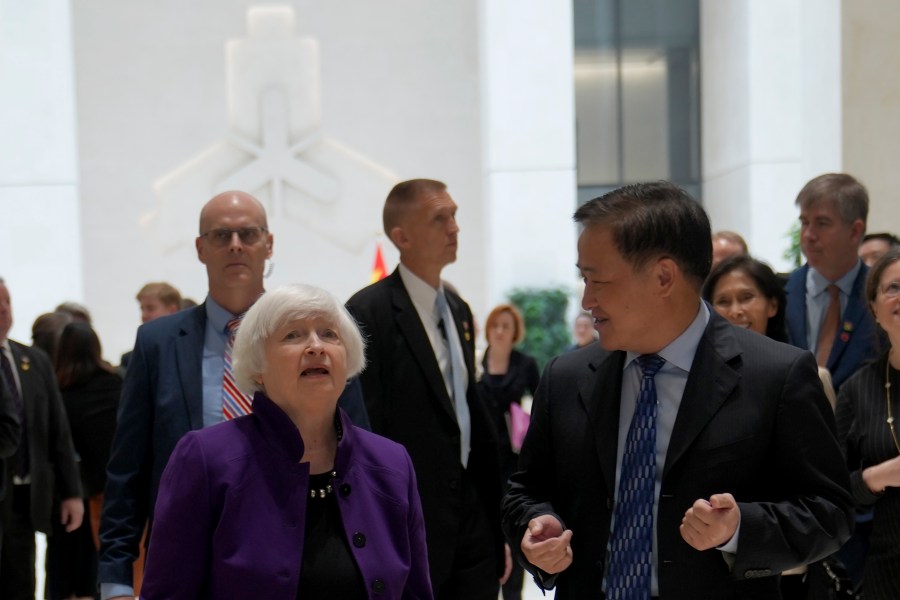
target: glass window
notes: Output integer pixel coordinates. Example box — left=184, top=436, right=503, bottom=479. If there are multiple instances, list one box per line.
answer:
left=574, top=0, right=701, bottom=202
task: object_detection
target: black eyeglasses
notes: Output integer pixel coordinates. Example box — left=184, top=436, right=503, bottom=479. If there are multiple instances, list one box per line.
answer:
left=198, top=227, right=268, bottom=247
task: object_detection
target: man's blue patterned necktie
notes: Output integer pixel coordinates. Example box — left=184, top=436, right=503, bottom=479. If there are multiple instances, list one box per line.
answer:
left=606, top=354, right=665, bottom=600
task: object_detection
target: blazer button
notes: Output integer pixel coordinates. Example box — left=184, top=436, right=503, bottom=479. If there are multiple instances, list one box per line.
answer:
left=353, top=532, right=367, bottom=548
left=340, top=483, right=352, bottom=497
left=371, top=579, right=386, bottom=594
left=449, top=479, right=459, bottom=491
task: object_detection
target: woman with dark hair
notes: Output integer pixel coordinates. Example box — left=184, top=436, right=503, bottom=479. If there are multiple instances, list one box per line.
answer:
left=31, top=310, right=73, bottom=361
left=45, top=321, right=121, bottom=600
left=834, top=248, right=900, bottom=599
left=704, top=255, right=838, bottom=598
left=702, top=254, right=788, bottom=343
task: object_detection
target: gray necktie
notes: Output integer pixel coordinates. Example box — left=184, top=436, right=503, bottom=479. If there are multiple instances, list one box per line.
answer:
left=435, top=291, right=471, bottom=467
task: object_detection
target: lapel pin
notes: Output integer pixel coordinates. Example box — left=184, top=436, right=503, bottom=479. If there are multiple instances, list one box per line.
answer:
left=20, top=356, right=30, bottom=372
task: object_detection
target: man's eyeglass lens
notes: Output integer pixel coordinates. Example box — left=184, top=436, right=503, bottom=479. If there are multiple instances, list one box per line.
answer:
left=201, top=228, right=266, bottom=247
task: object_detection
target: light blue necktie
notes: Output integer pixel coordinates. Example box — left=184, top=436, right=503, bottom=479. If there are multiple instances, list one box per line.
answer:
left=606, top=354, right=665, bottom=600
left=435, top=291, right=471, bottom=467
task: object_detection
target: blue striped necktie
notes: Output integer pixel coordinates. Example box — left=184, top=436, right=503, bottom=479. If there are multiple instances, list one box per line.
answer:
left=606, top=353, right=665, bottom=600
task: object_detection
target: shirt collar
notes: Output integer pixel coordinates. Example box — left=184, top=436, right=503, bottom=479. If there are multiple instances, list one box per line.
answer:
left=204, top=295, right=235, bottom=335
left=807, top=260, right=862, bottom=297
left=625, top=301, right=709, bottom=374
left=398, top=263, right=441, bottom=317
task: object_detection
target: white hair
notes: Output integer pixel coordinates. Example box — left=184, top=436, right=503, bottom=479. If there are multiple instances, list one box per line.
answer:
left=232, top=284, right=366, bottom=395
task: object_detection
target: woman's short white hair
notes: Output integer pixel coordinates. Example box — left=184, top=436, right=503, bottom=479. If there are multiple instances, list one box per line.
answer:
left=232, top=284, right=366, bottom=395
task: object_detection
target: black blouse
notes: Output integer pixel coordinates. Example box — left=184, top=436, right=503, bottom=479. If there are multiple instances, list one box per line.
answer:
left=835, top=353, right=900, bottom=600
left=478, top=348, right=540, bottom=455
left=296, top=471, right=367, bottom=599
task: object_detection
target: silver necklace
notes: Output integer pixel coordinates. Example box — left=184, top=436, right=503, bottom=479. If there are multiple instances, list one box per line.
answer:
left=885, top=355, right=900, bottom=455
left=310, top=470, right=337, bottom=499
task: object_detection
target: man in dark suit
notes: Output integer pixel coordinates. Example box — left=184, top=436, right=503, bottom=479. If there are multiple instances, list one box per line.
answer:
left=98, top=191, right=369, bottom=600
left=501, top=182, right=854, bottom=599
left=347, top=179, right=506, bottom=599
left=0, top=277, right=83, bottom=599
left=784, top=173, right=879, bottom=391
left=0, top=301, right=22, bottom=556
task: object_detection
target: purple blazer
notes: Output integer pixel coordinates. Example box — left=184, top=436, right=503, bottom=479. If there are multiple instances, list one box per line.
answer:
left=141, top=392, right=432, bottom=599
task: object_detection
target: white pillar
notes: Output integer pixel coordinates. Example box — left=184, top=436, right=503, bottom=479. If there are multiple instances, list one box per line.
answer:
left=0, top=0, right=82, bottom=342
left=701, top=0, right=841, bottom=270
left=478, top=0, right=578, bottom=316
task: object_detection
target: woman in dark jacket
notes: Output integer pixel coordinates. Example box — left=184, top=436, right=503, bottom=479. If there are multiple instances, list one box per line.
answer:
left=478, top=303, right=539, bottom=600
left=46, top=321, right=121, bottom=600
left=835, top=249, right=900, bottom=600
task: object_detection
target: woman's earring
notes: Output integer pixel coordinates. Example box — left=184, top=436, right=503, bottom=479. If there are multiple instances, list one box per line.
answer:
left=264, top=259, right=274, bottom=279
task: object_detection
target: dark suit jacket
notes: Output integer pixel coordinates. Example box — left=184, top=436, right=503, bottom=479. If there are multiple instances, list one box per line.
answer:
left=502, top=311, right=854, bottom=599
left=0, top=358, right=22, bottom=502
left=98, top=303, right=370, bottom=588
left=346, top=268, right=504, bottom=588
left=3, top=342, right=81, bottom=533
left=142, top=396, right=432, bottom=600
left=785, top=263, right=881, bottom=389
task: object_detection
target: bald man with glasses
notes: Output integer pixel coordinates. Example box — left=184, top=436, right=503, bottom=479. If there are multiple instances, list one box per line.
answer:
left=98, top=191, right=368, bottom=600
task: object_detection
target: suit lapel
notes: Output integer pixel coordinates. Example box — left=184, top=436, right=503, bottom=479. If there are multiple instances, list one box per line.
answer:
left=9, top=342, right=36, bottom=429
left=444, top=290, right=475, bottom=378
left=663, top=314, right=740, bottom=479
left=174, top=306, right=206, bottom=430
left=784, top=265, right=809, bottom=349
left=826, top=264, right=868, bottom=370
left=580, top=349, right=624, bottom=497
left=388, top=274, right=457, bottom=421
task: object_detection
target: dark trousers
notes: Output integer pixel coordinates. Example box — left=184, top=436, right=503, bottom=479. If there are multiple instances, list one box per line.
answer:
left=502, top=561, right=525, bottom=600
left=434, top=476, right=499, bottom=600
left=0, top=484, right=36, bottom=600
left=45, top=497, right=98, bottom=600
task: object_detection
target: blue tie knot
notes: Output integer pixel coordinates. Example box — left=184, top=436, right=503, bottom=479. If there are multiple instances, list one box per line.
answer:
left=636, top=354, right=664, bottom=379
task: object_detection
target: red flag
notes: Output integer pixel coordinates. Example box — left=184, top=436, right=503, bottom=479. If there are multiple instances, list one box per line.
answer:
left=370, top=242, right=387, bottom=283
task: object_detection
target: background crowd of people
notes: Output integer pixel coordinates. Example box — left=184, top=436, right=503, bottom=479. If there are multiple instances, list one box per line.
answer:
left=0, top=172, right=898, bottom=599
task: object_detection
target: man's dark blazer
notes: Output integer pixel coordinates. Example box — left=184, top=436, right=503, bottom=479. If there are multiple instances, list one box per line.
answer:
left=502, top=311, right=854, bottom=599
left=98, top=303, right=370, bottom=587
left=785, top=263, right=881, bottom=389
left=0, top=343, right=81, bottom=533
left=346, top=268, right=504, bottom=589
left=0, top=371, right=22, bottom=501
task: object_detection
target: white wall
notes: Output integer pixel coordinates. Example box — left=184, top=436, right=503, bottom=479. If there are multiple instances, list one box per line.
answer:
left=479, top=0, right=578, bottom=322
left=69, top=0, right=495, bottom=359
left=843, top=0, right=900, bottom=235
left=701, top=0, right=842, bottom=271
left=0, top=0, right=82, bottom=345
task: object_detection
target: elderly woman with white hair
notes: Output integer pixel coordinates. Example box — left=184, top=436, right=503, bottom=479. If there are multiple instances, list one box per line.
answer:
left=140, top=284, right=432, bottom=599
